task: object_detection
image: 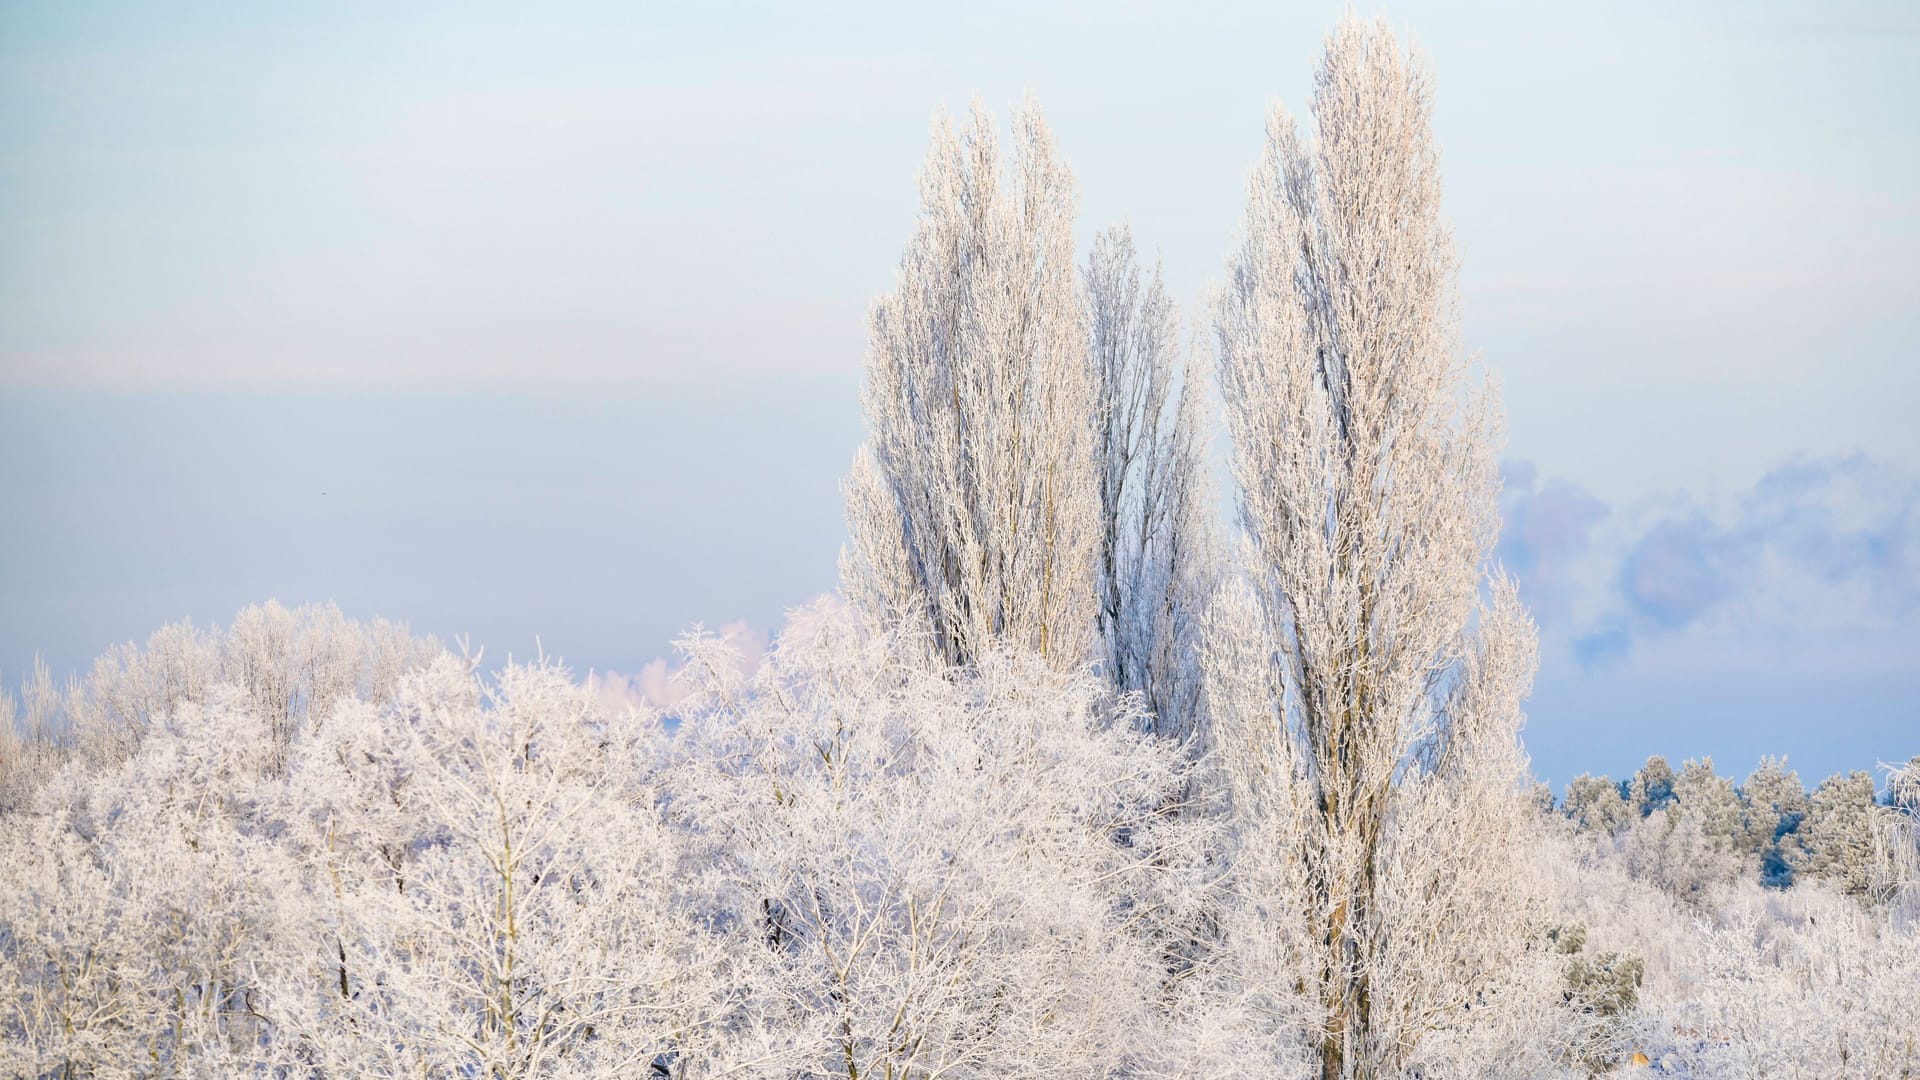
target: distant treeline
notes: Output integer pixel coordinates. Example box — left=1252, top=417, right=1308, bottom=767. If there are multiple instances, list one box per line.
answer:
left=1555, top=754, right=1908, bottom=895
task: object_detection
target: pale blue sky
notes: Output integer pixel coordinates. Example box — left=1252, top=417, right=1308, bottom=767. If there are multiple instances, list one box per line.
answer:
left=2, top=1, right=1916, bottom=787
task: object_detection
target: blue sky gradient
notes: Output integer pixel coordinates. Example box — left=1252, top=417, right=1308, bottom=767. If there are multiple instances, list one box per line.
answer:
left=2, top=1, right=1916, bottom=788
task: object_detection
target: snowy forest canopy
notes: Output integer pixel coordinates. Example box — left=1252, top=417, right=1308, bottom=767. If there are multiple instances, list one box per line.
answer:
left=3, top=15, right=1917, bottom=1080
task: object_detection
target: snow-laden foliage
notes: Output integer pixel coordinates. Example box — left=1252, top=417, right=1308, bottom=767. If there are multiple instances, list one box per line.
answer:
left=1740, top=757, right=1809, bottom=888
left=1, top=690, right=284, bottom=1074
left=1, top=642, right=734, bottom=1078
left=255, top=656, right=731, bottom=1078
left=1, top=600, right=442, bottom=802
left=1546, top=821, right=1920, bottom=1078
left=664, top=601, right=1211, bottom=1079
left=1562, top=774, right=1633, bottom=836
left=2, top=13, right=1912, bottom=1080
left=0, top=602, right=1219, bottom=1079
left=14, top=607, right=1900, bottom=1079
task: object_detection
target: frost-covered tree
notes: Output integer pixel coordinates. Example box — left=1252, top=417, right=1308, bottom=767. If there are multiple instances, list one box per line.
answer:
left=1881, top=757, right=1920, bottom=930
left=1086, top=223, right=1216, bottom=739
left=1793, top=770, right=1881, bottom=898
left=1628, top=756, right=1677, bottom=818
left=1598, top=758, right=1754, bottom=905
left=1207, top=17, right=1544, bottom=1076
left=1608, top=806, right=1745, bottom=909
left=0, top=606, right=448, bottom=1076
left=25, top=601, right=440, bottom=776
left=1562, top=773, right=1631, bottom=835
left=1740, top=756, right=1808, bottom=887
left=1545, top=920, right=1644, bottom=1076
left=843, top=102, right=1101, bottom=673
left=0, top=659, right=64, bottom=812
left=0, top=631, right=739, bottom=1079
left=1554, top=825, right=1920, bottom=1078
left=666, top=600, right=1205, bottom=1079
left=0, top=690, right=288, bottom=1075
left=258, top=656, right=728, bottom=1079
left=1671, top=880, right=1920, bottom=1078
left=1672, top=757, right=1744, bottom=856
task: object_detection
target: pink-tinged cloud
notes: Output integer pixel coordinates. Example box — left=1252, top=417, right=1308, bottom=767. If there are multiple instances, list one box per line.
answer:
left=586, top=620, right=769, bottom=713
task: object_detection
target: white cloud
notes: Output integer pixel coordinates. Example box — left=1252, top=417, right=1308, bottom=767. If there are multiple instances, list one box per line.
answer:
left=1503, top=454, right=1920, bottom=674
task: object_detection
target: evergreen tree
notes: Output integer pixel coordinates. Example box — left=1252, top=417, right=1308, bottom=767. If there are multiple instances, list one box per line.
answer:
left=1629, top=756, right=1677, bottom=817
left=1792, top=770, right=1880, bottom=898
left=1673, top=757, right=1744, bottom=857
left=1563, top=773, right=1631, bottom=835
left=1740, top=756, right=1808, bottom=888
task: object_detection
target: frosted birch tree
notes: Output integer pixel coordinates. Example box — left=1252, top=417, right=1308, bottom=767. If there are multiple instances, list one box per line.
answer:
left=1207, top=17, right=1544, bottom=1078
left=1086, top=224, right=1216, bottom=739
left=843, top=102, right=1101, bottom=673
